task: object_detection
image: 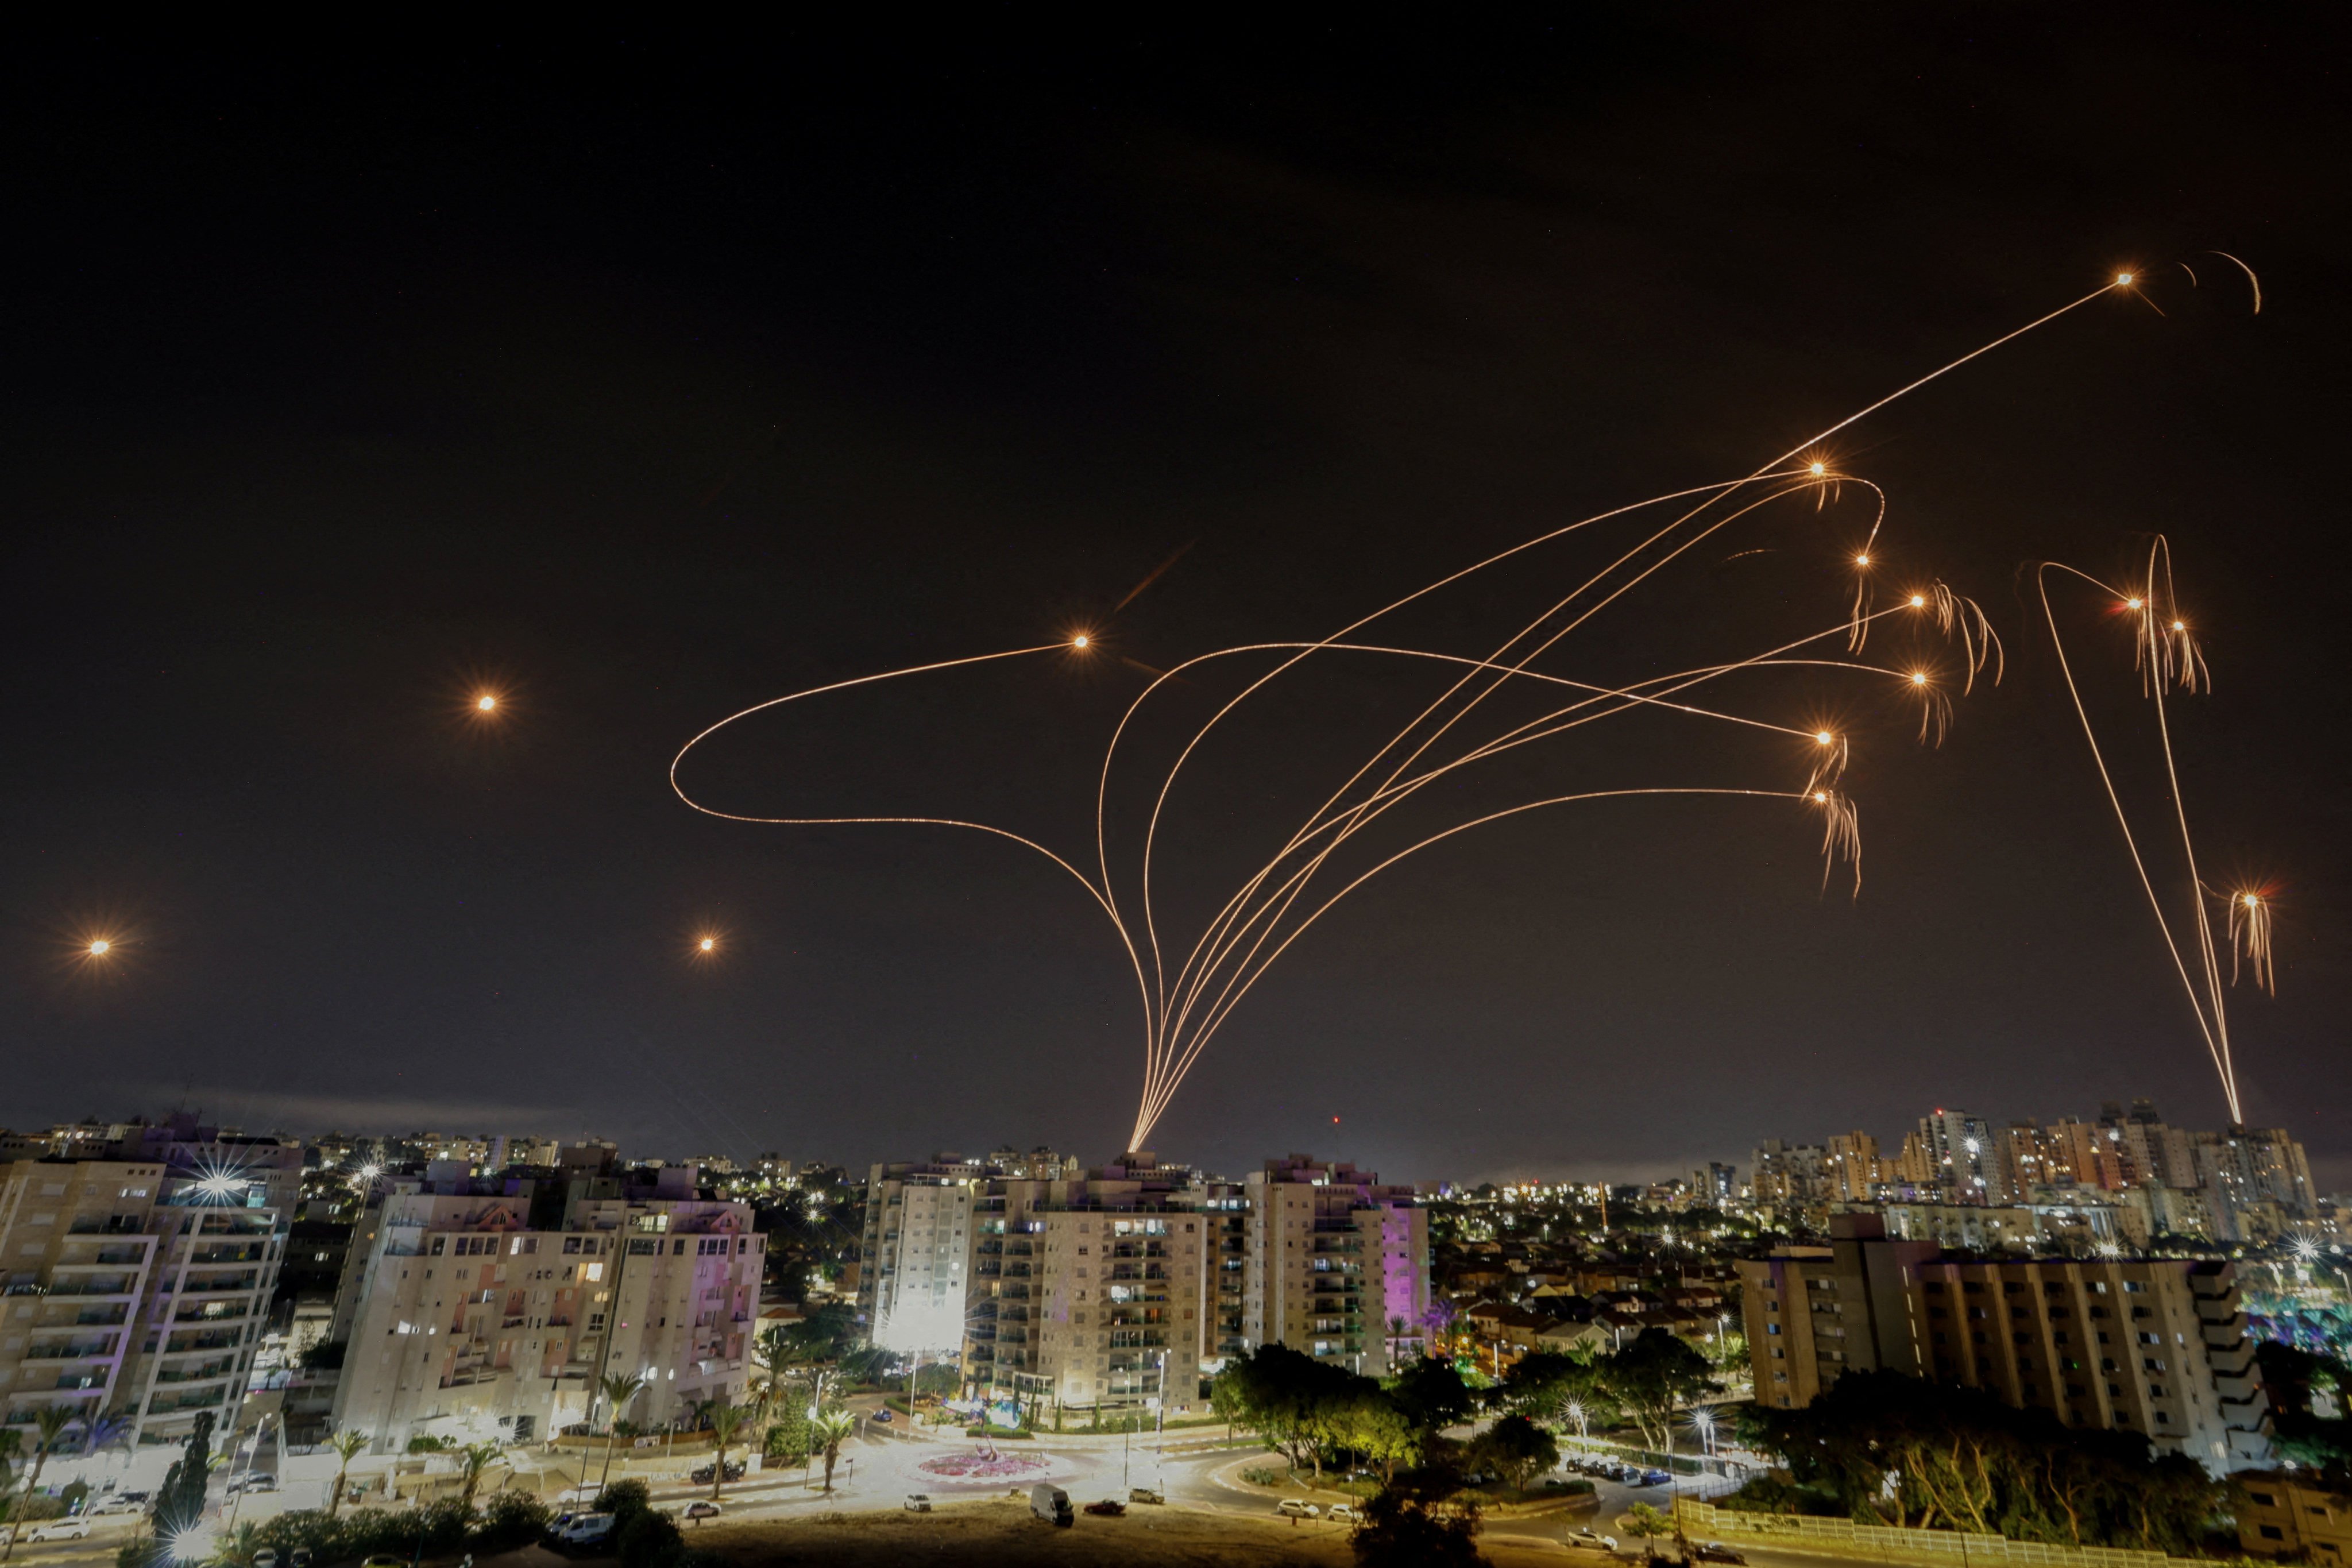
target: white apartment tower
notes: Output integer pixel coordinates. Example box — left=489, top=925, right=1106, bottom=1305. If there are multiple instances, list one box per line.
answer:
left=331, top=1165, right=760, bottom=1450
left=1241, top=1155, right=1429, bottom=1376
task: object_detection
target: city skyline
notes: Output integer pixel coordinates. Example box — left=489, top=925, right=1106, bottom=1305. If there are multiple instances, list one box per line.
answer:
left=7, top=20, right=2346, bottom=1192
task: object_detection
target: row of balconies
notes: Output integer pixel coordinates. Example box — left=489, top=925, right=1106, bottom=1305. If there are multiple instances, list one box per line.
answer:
left=23, top=1341, right=117, bottom=1361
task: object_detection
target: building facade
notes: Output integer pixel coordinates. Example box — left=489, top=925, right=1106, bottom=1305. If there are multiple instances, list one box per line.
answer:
left=0, top=1122, right=302, bottom=1447
left=1739, top=1215, right=2269, bottom=1473
left=330, top=1166, right=759, bottom=1451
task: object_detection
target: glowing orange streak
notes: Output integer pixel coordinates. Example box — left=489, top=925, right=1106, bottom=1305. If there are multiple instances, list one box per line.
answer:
left=2139, top=539, right=2237, bottom=1115
left=669, top=643, right=1161, bottom=1073
left=2036, top=560, right=2241, bottom=1122
left=1137, top=256, right=2094, bottom=1109
left=1094, top=477, right=1778, bottom=1096
left=1167, top=476, right=1833, bottom=1052
left=1148, top=638, right=1896, bottom=1051
left=1156, top=611, right=1932, bottom=1066
left=1133, top=787, right=1843, bottom=1145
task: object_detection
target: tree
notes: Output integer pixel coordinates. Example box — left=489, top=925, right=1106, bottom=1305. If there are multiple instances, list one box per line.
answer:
left=1494, top=1350, right=1601, bottom=1426
left=153, top=1412, right=216, bottom=1550
left=596, top=1373, right=650, bottom=1488
left=809, top=1409, right=858, bottom=1493
left=1619, top=1501, right=1673, bottom=1559
left=1351, top=1464, right=1484, bottom=1568
left=1470, top=1414, right=1558, bottom=1494
left=701, top=1404, right=749, bottom=1501
left=1386, top=1356, right=1476, bottom=1435
left=210, top=1521, right=267, bottom=1568
left=1333, top=1392, right=1422, bottom=1484
left=453, top=1441, right=505, bottom=1513
left=325, top=1430, right=369, bottom=1517
left=1, top=1405, right=81, bottom=1563
left=1215, top=1343, right=1378, bottom=1480
left=1594, top=1330, right=1718, bottom=1455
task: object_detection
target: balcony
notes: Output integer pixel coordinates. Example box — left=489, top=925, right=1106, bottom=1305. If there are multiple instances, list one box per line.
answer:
left=57, top=1246, right=151, bottom=1267
left=23, top=1342, right=116, bottom=1362
left=46, top=1279, right=137, bottom=1297
left=67, top=1218, right=146, bottom=1235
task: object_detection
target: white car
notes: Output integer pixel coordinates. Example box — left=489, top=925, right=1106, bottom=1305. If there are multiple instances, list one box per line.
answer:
left=1276, top=1499, right=1320, bottom=1519
left=28, top=1520, right=92, bottom=1542
left=903, top=1493, right=933, bottom=1512
left=1569, top=1527, right=1619, bottom=1551
left=554, top=1484, right=603, bottom=1507
left=88, top=1500, right=144, bottom=1517
left=1324, top=1503, right=1360, bottom=1525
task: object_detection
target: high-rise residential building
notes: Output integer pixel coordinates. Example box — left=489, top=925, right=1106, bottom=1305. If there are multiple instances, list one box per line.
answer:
left=1739, top=1214, right=2269, bottom=1474
left=1824, top=1133, right=1882, bottom=1203
left=1691, top=1163, right=1739, bottom=1206
left=858, top=1157, right=987, bottom=1354
left=1750, top=1141, right=1829, bottom=1208
left=0, top=1117, right=301, bottom=1448
left=1917, top=1108, right=2000, bottom=1203
left=1239, top=1156, right=1429, bottom=1376
left=329, top=1164, right=759, bottom=1451
left=966, top=1153, right=1219, bottom=1413
left=863, top=1149, right=1431, bottom=1417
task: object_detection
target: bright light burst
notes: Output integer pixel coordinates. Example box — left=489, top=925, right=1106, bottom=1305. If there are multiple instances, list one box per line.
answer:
left=671, top=269, right=2232, bottom=1150
left=88, top=939, right=111, bottom=956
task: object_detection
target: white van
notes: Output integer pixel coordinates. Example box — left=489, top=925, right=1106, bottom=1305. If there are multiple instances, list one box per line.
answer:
left=1028, top=1484, right=1073, bottom=1527
left=553, top=1513, right=616, bottom=1548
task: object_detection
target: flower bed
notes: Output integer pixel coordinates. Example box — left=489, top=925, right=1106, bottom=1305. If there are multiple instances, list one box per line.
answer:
left=917, top=1450, right=1053, bottom=1481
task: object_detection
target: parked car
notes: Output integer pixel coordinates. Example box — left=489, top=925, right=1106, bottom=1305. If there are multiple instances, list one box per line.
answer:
left=549, top=1513, right=616, bottom=1550
left=688, top=1460, right=746, bottom=1485
left=253, top=1549, right=279, bottom=1568
left=88, top=1498, right=144, bottom=1517
left=1128, top=1488, right=1164, bottom=1505
left=289, top=1550, right=313, bottom=1568
left=871, top=1408, right=894, bottom=1423
left=903, top=1495, right=933, bottom=1513
left=554, top=1485, right=603, bottom=1508
left=1029, top=1484, right=1072, bottom=1527
left=1324, top=1503, right=1360, bottom=1525
left=1693, top=1544, right=1747, bottom=1564
left=1083, top=1499, right=1126, bottom=1517
left=1639, top=1469, right=1673, bottom=1487
left=1276, top=1499, right=1320, bottom=1519
left=681, top=1502, right=721, bottom=1522
left=363, top=1556, right=411, bottom=1568
left=27, top=1521, right=91, bottom=1542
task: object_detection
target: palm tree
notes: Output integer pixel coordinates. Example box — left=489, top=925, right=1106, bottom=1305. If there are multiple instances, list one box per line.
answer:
left=1, top=1406, right=83, bottom=1563
left=454, top=1440, right=505, bottom=1513
left=809, top=1409, right=858, bottom=1494
left=325, top=1429, right=370, bottom=1517
left=210, top=1520, right=268, bottom=1568
left=701, top=1405, right=748, bottom=1502
left=596, top=1373, right=649, bottom=1489
left=750, top=1327, right=789, bottom=1427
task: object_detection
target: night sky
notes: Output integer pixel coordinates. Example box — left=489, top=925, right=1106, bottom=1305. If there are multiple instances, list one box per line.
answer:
left=6, top=18, right=2347, bottom=1185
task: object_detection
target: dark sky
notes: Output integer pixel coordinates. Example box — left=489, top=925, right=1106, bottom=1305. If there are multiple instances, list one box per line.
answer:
left=6, top=16, right=2347, bottom=1187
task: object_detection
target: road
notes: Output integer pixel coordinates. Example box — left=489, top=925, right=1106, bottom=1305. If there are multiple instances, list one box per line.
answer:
left=5, top=1425, right=1915, bottom=1568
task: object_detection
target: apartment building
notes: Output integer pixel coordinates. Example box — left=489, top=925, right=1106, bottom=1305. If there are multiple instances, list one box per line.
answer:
left=1240, top=1156, right=1428, bottom=1377
left=858, top=1159, right=986, bottom=1355
left=2235, top=1470, right=2352, bottom=1561
left=922, top=1147, right=1430, bottom=1420
left=330, top=1165, right=759, bottom=1451
left=967, top=1154, right=1219, bottom=1414
left=0, top=1121, right=300, bottom=1447
left=1739, top=1214, right=2269, bottom=1473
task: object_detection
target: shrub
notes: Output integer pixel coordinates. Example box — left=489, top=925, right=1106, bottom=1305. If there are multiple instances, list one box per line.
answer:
left=473, top=1492, right=551, bottom=1551
left=595, top=1479, right=652, bottom=1521
left=616, top=1509, right=686, bottom=1568
left=1240, top=1466, right=1287, bottom=1487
